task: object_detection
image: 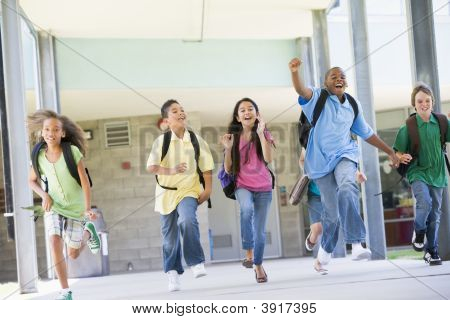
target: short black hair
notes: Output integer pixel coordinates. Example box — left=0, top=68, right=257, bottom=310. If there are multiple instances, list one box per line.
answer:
left=161, top=99, right=179, bottom=118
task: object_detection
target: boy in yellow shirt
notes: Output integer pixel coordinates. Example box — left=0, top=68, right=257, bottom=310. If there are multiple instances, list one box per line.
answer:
left=147, top=99, right=214, bottom=291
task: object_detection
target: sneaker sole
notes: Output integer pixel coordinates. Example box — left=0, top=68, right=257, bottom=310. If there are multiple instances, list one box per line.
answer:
left=425, top=258, right=443, bottom=266
left=313, top=261, right=328, bottom=275
left=193, top=272, right=207, bottom=279
left=305, top=231, right=314, bottom=252
left=314, top=266, right=328, bottom=275
left=352, top=251, right=371, bottom=261
left=412, top=244, right=425, bottom=252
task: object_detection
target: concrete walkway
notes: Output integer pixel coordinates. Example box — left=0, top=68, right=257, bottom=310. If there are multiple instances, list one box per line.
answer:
left=1, top=256, right=449, bottom=300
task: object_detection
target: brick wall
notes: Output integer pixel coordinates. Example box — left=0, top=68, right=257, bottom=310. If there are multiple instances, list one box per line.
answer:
left=78, top=112, right=210, bottom=273
left=1, top=114, right=304, bottom=281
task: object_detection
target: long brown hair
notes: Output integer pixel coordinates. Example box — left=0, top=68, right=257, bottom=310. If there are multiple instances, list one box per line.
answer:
left=227, top=98, right=265, bottom=175
left=27, top=110, right=87, bottom=156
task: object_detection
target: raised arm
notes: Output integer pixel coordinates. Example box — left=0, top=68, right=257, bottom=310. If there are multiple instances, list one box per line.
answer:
left=256, top=116, right=273, bottom=164
left=220, top=134, right=234, bottom=174
left=289, top=58, right=313, bottom=100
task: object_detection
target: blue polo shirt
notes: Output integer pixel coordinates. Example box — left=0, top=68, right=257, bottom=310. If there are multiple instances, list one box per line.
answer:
left=299, top=87, right=374, bottom=179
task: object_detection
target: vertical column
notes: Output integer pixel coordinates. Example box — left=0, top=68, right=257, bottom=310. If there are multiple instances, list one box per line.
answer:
left=37, top=31, right=60, bottom=112
left=0, top=28, right=15, bottom=242
left=312, top=10, right=330, bottom=87
left=348, top=0, right=387, bottom=259
left=295, top=37, right=315, bottom=256
left=0, top=0, right=38, bottom=292
left=37, top=31, right=60, bottom=279
left=295, top=37, right=316, bottom=87
left=406, top=0, right=449, bottom=260
left=312, top=10, right=346, bottom=257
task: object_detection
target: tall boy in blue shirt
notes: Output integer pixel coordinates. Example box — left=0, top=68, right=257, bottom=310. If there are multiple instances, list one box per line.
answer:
left=289, top=58, right=400, bottom=273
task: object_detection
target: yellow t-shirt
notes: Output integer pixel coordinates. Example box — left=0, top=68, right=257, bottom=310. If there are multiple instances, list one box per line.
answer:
left=147, top=130, right=214, bottom=214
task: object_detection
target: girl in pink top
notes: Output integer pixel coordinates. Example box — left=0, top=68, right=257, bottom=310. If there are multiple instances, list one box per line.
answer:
left=220, top=98, right=275, bottom=283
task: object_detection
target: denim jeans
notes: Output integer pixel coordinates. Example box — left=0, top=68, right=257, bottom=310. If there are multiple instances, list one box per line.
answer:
left=411, top=180, right=443, bottom=251
left=160, top=197, right=205, bottom=274
left=314, top=158, right=366, bottom=253
left=307, top=194, right=323, bottom=225
left=235, top=188, right=272, bottom=265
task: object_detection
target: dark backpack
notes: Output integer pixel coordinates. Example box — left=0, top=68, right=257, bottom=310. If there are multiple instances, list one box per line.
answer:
left=396, top=112, right=450, bottom=177
left=298, top=89, right=359, bottom=149
left=155, top=130, right=211, bottom=208
left=31, top=141, right=93, bottom=193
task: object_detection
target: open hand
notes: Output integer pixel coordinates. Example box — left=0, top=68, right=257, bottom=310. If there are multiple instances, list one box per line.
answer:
left=220, top=134, right=234, bottom=150
left=42, top=193, right=53, bottom=212
left=256, top=115, right=266, bottom=135
left=389, top=152, right=401, bottom=168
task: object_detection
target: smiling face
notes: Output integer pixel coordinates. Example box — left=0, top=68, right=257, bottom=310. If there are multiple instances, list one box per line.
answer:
left=414, top=90, right=433, bottom=119
left=165, top=103, right=187, bottom=130
left=236, top=100, right=258, bottom=129
left=324, top=67, right=347, bottom=98
left=42, top=117, right=65, bottom=146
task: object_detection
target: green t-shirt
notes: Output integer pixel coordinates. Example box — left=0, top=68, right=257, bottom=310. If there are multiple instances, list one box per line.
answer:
left=393, top=114, right=450, bottom=187
left=38, top=145, right=85, bottom=219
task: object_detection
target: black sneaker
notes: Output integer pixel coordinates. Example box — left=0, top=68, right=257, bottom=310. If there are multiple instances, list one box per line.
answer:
left=423, top=248, right=442, bottom=266
left=412, top=230, right=425, bottom=252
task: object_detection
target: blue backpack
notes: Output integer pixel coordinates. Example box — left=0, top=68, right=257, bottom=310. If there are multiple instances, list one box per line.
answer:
left=217, top=166, right=236, bottom=200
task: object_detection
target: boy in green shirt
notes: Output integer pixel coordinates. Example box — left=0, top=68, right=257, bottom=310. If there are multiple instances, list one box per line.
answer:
left=393, top=83, right=449, bottom=265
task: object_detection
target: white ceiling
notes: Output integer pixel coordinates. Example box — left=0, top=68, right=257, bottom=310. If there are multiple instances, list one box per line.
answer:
left=19, top=0, right=334, bottom=123
left=20, top=0, right=450, bottom=125
left=20, top=0, right=332, bottom=39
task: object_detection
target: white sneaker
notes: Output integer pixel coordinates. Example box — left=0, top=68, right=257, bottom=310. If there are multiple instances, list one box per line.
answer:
left=351, top=245, right=371, bottom=261
left=167, top=270, right=181, bottom=292
left=317, top=246, right=331, bottom=265
left=313, top=259, right=328, bottom=275
left=191, top=263, right=207, bottom=278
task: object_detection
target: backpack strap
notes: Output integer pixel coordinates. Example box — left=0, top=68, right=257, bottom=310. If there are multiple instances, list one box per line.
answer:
left=156, top=131, right=177, bottom=191
left=31, top=141, right=48, bottom=192
left=433, top=112, right=448, bottom=149
left=432, top=112, right=450, bottom=174
left=161, top=131, right=172, bottom=161
left=31, top=141, right=45, bottom=181
left=405, top=114, right=420, bottom=157
left=344, top=93, right=359, bottom=122
left=62, top=141, right=81, bottom=186
left=311, top=89, right=329, bottom=126
left=188, top=130, right=211, bottom=208
left=61, top=141, right=93, bottom=187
